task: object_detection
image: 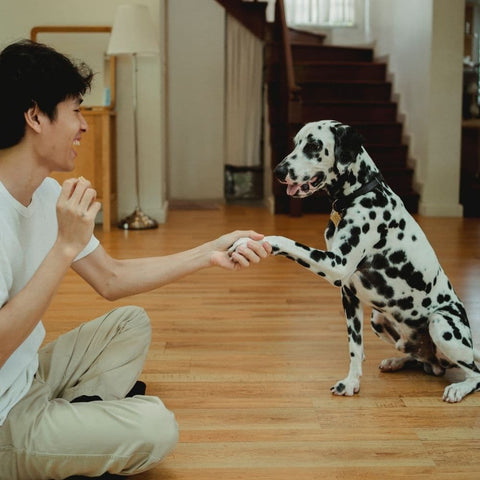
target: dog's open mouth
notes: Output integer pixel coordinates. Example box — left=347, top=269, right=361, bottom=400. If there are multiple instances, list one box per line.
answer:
left=285, top=176, right=321, bottom=197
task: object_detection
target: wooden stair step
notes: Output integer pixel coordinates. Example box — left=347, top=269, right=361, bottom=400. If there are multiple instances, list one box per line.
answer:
left=349, top=122, right=403, bottom=144
left=298, top=81, right=392, bottom=102
left=289, top=28, right=326, bottom=45
left=292, top=44, right=374, bottom=63
left=287, top=122, right=404, bottom=145
left=380, top=167, right=414, bottom=191
left=295, top=61, right=387, bottom=82
left=365, top=144, right=408, bottom=167
left=300, top=101, right=398, bottom=123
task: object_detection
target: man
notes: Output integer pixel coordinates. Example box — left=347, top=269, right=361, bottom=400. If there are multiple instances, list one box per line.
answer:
left=0, top=40, right=271, bottom=480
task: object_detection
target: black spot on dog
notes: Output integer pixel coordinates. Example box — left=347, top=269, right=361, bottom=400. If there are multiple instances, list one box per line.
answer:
left=362, top=223, right=370, bottom=234
left=288, top=168, right=298, bottom=181
left=302, top=139, right=323, bottom=159
left=360, top=198, right=373, bottom=209
left=348, top=227, right=361, bottom=247
left=422, top=298, right=432, bottom=308
left=384, top=323, right=400, bottom=342
left=340, top=243, right=352, bottom=255
left=310, top=249, right=326, bottom=262
left=353, top=317, right=362, bottom=333
left=369, top=211, right=376, bottom=220
left=342, top=286, right=360, bottom=319
left=295, top=242, right=311, bottom=251
left=373, top=238, right=387, bottom=249
left=388, top=220, right=399, bottom=229
left=385, top=267, right=399, bottom=279
left=397, top=296, right=414, bottom=310
left=389, top=250, right=406, bottom=264
left=372, top=191, right=388, bottom=208
left=326, top=221, right=335, bottom=239
left=371, top=322, right=384, bottom=334
left=372, top=254, right=388, bottom=270
left=377, top=223, right=388, bottom=237
left=338, top=219, right=348, bottom=230
left=405, top=317, right=428, bottom=328
left=296, top=258, right=310, bottom=269
left=360, top=275, right=372, bottom=290
left=400, top=264, right=426, bottom=291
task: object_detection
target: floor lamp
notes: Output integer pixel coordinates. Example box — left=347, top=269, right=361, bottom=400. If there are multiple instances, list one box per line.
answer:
left=107, top=4, right=159, bottom=229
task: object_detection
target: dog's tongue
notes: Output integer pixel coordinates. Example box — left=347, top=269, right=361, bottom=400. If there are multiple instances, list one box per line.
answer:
left=287, top=184, right=301, bottom=196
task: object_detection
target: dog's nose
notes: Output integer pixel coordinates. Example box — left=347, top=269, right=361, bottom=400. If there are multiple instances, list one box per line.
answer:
left=274, top=162, right=289, bottom=181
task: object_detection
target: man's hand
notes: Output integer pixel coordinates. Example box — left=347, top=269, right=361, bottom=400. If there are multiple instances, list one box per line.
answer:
left=208, top=230, right=272, bottom=270
left=56, top=177, right=101, bottom=259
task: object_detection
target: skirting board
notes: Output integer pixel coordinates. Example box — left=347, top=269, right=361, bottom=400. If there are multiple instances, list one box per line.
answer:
left=418, top=201, right=463, bottom=217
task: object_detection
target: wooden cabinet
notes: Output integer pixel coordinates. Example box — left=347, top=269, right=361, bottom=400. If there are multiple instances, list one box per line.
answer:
left=51, top=107, right=117, bottom=231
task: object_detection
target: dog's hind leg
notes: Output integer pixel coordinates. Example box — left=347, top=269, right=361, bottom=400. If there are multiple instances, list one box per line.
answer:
left=330, top=285, right=364, bottom=396
left=429, top=311, right=480, bottom=402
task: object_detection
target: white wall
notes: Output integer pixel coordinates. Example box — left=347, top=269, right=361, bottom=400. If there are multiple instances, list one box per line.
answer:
left=369, top=0, right=464, bottom=216
left=167, top=0, right=226, bottom=202
left=0, top=0, right=167, bottom=222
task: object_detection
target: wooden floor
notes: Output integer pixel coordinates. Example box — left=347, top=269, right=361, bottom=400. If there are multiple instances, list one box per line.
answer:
left=43, top=205, right=480, bottom=480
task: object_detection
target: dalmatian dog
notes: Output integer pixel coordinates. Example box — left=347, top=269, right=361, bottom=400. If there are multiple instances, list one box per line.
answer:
left=230, top=119, right=480, bottom=403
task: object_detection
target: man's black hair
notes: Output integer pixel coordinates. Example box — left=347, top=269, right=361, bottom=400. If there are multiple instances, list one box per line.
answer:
left=0, top=39, right=93, bottom=149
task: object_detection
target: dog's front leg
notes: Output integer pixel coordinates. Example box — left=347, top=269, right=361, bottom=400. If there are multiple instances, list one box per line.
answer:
left=330, top=286, right=364, bottom=396
left=229, top=235, right=354, bottom=286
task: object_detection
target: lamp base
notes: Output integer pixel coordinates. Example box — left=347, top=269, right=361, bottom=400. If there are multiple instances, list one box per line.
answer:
left=118, top=207, right=158, bottom=230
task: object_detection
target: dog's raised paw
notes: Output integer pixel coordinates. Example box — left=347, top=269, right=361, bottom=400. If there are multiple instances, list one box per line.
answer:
left=228, top=237, right=251, bottom=255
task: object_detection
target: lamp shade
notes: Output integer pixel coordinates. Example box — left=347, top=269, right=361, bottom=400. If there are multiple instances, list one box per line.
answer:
left=107, top=4, right=159, bottom=55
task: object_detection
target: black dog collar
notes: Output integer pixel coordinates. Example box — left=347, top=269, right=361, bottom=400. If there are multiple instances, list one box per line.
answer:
left=330, top=175, right=383, bottom=227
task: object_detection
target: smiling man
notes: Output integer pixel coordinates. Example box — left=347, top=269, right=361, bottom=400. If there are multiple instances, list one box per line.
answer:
left=0, top=40, right=271, bottom=480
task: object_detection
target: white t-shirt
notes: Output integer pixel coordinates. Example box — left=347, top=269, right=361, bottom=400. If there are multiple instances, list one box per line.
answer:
left=0, top=177, right=99, bottom=425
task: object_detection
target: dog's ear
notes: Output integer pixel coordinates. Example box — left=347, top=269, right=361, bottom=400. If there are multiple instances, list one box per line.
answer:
left=333, top=126, right=365, bottom=167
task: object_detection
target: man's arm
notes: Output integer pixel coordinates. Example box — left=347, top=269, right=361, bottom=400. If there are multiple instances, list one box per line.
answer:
left=72, top=231, right=271, bottom=301
left=0, top=178, right=101, bottom=368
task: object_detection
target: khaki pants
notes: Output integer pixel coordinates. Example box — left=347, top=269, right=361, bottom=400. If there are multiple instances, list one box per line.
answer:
left=0, top=306, right=178, bottom=480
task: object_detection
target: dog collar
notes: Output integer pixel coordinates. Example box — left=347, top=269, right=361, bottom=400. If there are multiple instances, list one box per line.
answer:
left=330, top=175, right=382, bottom=227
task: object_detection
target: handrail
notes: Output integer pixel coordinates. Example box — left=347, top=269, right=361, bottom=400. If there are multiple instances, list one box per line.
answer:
left=276, top=0, right=300, bottom=99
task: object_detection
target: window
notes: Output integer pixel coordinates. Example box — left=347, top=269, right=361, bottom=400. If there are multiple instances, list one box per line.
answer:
left=284, top=0, right=355, bottom=28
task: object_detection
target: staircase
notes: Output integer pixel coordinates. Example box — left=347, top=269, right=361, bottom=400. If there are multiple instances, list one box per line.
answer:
left=268, top=25, right=419, bottom=215
left=215, top=0, right=420, bottom=215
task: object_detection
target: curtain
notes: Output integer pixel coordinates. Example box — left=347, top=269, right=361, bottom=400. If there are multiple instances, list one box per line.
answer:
left=284, top=0, right=355, bottom=27
left=224, top=14, right=263, bottom=167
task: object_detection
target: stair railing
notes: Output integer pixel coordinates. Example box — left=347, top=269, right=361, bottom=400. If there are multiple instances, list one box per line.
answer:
left=277, top=0, right=301, bottom=101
